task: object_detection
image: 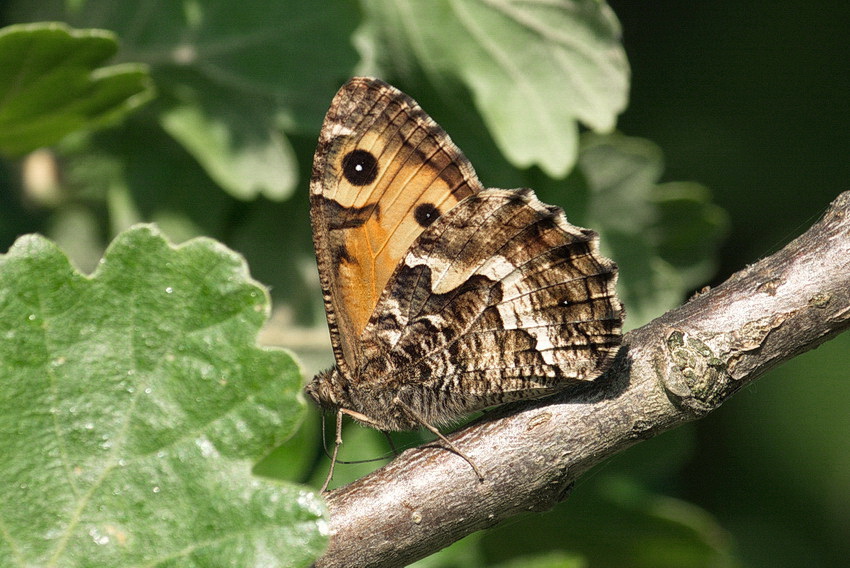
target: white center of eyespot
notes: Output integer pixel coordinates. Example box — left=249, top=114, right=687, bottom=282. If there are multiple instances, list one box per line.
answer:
left=355, top=164, right=364, bottom=172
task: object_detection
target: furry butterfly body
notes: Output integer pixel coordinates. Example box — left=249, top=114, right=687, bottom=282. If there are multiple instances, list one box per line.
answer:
left=306, top=77, right=623, bottom=487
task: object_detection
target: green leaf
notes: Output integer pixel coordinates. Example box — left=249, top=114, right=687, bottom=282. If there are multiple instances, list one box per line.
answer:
left=160, top=92, right=297, bottom=201
left=358, top=0, right=629, bottom=177
left=0, top=226, right=327, bottom=567
left=59, top=116, right=236, bottom=245
left=652, top=182, right=730, bottom=288
left=492, top=552, right=586, bottom=568
left=482, top=474, right=741, bottom=568
left=13, top=0, right=361, bottom=200
left=0, top=22, right=154, bottom=156
left=594, top=476, right=740, bottom=568
left=578, top=133, right=728, bottom=327
left=408, top=532, right=486, bottom=568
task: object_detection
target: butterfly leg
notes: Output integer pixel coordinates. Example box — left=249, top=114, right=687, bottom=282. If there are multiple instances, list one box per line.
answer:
left=320, top=409, right=345, bottom=493
left=394, top=398, right=485, bottom=482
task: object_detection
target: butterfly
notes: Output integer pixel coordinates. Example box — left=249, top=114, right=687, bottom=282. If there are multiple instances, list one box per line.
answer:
left=305, top=77, right=623, bottom=491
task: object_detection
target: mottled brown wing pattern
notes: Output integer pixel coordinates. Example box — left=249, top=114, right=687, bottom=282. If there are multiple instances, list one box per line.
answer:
left=355, top=188, right=622, bottom=428
left=306, top=77, right=623, bottom=489
left=310, top=77, right=483, bottom=374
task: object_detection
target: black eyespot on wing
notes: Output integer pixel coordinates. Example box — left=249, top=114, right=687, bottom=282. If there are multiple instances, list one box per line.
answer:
left=414, top=203, right=441, bottom=227
left=341, top=150, right=378, bottom=185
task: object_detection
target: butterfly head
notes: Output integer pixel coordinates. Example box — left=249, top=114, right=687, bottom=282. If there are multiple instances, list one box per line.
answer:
left=305, top=367, right=348, bottom=412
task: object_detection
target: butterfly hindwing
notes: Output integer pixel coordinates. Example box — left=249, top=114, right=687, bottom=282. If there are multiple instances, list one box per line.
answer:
left=310, top=77, right=484, bottom=373
left=357, top=188, right=622, bottom=425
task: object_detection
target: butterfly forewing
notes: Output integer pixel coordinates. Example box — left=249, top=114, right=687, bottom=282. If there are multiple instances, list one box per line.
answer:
left=310, top=77, right=483, bottom=372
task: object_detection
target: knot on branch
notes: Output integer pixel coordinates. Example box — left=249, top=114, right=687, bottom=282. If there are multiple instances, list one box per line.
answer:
left=661, top=330, right=731, bottom=414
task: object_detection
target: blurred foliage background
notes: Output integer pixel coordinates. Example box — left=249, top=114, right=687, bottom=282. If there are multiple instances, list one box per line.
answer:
left=0, top=1, right=847, bottom=567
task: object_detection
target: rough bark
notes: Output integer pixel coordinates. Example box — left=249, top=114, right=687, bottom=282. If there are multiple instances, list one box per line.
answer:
left=314, top=191, right=850, bottom=568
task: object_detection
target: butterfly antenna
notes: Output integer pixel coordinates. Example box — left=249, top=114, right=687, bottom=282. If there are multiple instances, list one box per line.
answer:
left=383, top=431, right=400, bottom=456
left=319, top=409, right=329, bottom=457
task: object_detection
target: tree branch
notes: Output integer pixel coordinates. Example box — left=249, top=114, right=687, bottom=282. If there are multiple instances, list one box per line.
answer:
left=314, top=191, right=850, bottom=568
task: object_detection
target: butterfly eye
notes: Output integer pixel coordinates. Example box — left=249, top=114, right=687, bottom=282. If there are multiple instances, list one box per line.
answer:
left=414, top=203, right=441, bottom=227
left=341, top=149, right=379, bottom=185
